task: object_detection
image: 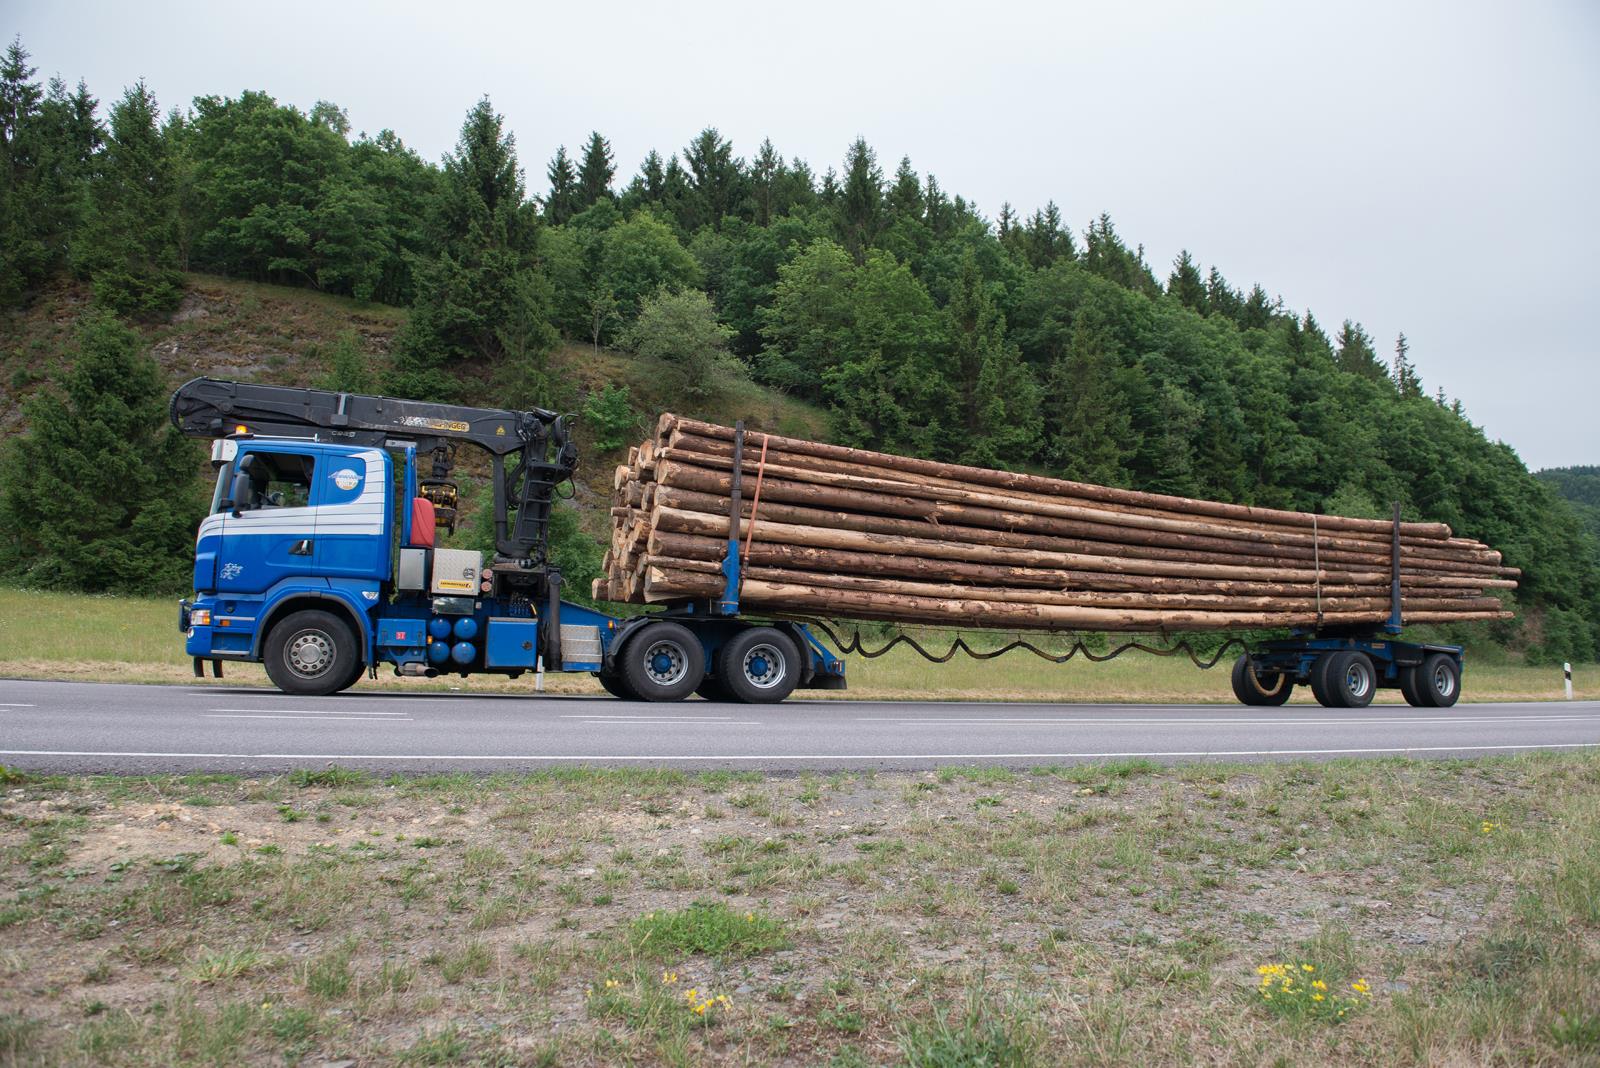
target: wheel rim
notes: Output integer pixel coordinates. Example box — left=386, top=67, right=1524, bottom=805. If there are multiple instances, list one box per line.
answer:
left=642, top=640, right=688, bottom=687
left=286, top=629, right=335, bottom=679
left=1432, top=663, right=1456, bottom=698
left=742, top=643, right=787, bottom=690
left=1343, top=659, right=1373, bottom=700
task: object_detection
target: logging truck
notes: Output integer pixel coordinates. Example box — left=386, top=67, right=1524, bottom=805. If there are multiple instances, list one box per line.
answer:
left=172, top=379, right=1484, bottom=707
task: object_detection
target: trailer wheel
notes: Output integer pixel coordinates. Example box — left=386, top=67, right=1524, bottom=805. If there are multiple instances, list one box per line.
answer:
left=716, top=627, right=800, bottom=704
left=619, top=621, right=704, bottom=702
left=1416, top=653, right=1461, bottom=708
left=264, top=609, right=358, bottom=697
left=1231, top=655, right=1294, bottom=706
left=1399, top=665, right=1427, bottom=707
left=1311, top=651, right=1376, bottom=708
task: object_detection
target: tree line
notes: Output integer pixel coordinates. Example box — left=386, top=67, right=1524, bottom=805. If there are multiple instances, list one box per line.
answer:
left=1, top=37, right=1595, bottom=661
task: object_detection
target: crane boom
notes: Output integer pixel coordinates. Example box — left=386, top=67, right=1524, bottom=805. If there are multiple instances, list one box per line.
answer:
left=169, top=377, right=578, bottom=565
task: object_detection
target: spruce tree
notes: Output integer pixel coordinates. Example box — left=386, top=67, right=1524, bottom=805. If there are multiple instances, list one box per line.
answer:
left=838, top=137, right=882, bottom=263
left=576, top=130, right=615, bottom=208
left=73, top=81, right=184, bottom=318
left=1393, top=331, right=1422, bottom=397
left=1167, top=250, right=1206, bottom=312
left=681, top=127, right=741, bottom=230
left=750, top=138, right=782, bottom=226
left=391, top=98, right=553, bottom=398
left=0, top=312, right=201, bottom=592
left=544, top=145, right=578, bottom=223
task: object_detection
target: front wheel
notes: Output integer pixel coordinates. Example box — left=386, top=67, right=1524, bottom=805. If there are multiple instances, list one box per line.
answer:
left=619, top=621, right=705, bottom=702
left=263, top=609, right=358, bottom=697
left=1231, top=654, right=1293, bottom=706
left=716, top=628, right=800, bottom=704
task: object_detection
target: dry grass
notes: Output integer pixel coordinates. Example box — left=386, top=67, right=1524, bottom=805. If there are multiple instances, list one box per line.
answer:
left=2, top=587, right=1593, bottom=704
left=1, top=754, right=1597, bottom=1065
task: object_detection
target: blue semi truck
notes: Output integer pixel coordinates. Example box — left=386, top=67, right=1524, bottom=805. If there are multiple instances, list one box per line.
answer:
left=170, top=378, right=1462, bottom=708
left=170, top=378, right=846, bottom=702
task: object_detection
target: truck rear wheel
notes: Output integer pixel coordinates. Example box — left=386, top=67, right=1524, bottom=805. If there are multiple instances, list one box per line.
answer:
left=264, top=609, right=358, bottom=697
left=716, top=628, right=800, bottom=704
left=619, top=621, right=704, bottom=702
left=1310, top=650, right=1376, bottom=708
left=1231, top=654, right=1293, bottom=706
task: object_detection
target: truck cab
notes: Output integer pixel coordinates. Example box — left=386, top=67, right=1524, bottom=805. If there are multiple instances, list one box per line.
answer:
left=173, top=378, right=846, bottom=702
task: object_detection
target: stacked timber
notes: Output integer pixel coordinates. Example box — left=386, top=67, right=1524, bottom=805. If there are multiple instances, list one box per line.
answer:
left=594, top=415, right=1519, bottom=633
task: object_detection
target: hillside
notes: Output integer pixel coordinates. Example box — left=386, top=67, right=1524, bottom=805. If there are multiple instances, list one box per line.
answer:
left=0, top=273, right=829, bottom=538
left=1537, top=466, right=1600, bottom=543
left=1, top=33, right=1596, bottom=662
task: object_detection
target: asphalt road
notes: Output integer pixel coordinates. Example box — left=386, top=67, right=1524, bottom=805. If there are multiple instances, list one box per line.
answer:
left=1, top=679, right=1597, bottom=775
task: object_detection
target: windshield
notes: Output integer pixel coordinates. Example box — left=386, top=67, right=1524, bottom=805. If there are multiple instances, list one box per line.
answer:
left=209, top=461, right=234, bottom=514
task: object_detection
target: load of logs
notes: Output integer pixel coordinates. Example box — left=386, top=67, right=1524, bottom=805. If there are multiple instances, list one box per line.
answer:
left=594, top=415, right=1519, bottom=633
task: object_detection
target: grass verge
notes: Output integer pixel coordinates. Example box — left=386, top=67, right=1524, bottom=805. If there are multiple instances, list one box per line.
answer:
left=2, top=587, right=1593, bottom=702
left=1, top=753, right=1598, bottom=1064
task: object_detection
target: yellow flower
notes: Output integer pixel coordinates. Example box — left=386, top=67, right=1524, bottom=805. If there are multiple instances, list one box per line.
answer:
left=1301, top=964, right=1315, bottom=972
left=604, top=978, right=620, bottom=989
left=745, top=912, right=754, bottom=922
left=1351, top=980, right=1370, bottom=993
left=1312, top=980, right=1327, bottom=990
left=661, top=970, right=678, bottom=985
left=1312, top=993, right=1325, bottom=1002
left=694, top=1002, right=707, bottom=1015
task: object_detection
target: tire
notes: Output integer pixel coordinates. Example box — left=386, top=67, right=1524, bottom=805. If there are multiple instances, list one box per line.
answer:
left=264, top=609, right=358, bottom=697
left=1416, top=653, right=1461, bottom=708
left=619, top=621, right=705, bottom=702
left=1311, top=650, right=1376, bottom=708
left=333, top=658, right=367, bottom=694
left=596, top=670, right=639, bottom=700
left=1231, top=654, right=1294, bottom=706
left=715, top=627, right=800, bottom=704
left=1400, top=664, right=1427, bottom=707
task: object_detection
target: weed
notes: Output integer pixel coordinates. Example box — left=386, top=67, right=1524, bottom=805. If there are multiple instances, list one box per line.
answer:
left=302, top=943, right=354, bottom=998
left=629, top=901, right=788, bottom=958
left=401, top=1025, right=468, bottom=1064
left=897, top=995, right=1036, bottom=1068
left=185, top=946, right=264, bottom=983
left=289, top=766, right=371, bottom=788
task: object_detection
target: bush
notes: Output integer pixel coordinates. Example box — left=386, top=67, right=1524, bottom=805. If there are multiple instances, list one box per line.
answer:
left=582, top=384, right=637, bottom=453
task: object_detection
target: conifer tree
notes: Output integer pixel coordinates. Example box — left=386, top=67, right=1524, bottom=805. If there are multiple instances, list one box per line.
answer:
left=0, top=312, right=201, bottom=592
left=1393, top=331, right=1422, bottom=397
left=576, top=131, right=615, bottom=208
left=750, top=138, right=782, bottom=226
left=392, top=98, right=553, bottom=397
left=839, top=137, right=882, bottom=263
left=1335, top=320, right=1385, bottom=379
left=1167, top=250, right=1206, bottom=312
left=73, top=81, right=184, bottom=318
left=545, top=145, right=578, bottom=224
left=1041, top=309, right=1134, bottom=485
left=681, top=127, right=741, bottom=230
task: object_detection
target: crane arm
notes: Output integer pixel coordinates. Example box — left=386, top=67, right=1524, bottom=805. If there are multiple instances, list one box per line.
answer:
left=169, top=377, right=579, bottom=564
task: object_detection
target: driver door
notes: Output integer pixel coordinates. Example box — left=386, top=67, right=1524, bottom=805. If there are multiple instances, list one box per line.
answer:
left=213, top=446, right=319, bottom=596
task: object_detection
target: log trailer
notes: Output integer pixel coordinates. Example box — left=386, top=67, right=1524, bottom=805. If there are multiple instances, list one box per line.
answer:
left=170, top=378, right=1464, bottom=708
left=170, top=378, right=846, bottom=702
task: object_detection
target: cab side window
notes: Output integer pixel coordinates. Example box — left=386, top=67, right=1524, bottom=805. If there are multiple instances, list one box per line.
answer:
left=248, top=452, right=316, bottom=509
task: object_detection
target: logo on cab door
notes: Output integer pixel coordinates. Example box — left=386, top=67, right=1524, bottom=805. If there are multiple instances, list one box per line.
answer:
left=331, top=469, right=361, bottom=491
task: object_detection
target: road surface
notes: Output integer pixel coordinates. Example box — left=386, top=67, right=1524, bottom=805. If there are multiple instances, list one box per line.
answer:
left=1, top=679, right=1596, bottom=774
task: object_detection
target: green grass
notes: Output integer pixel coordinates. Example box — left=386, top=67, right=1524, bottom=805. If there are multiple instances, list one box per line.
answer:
left=3, top=586, right=1594, bottom=702
left=2, top=754, right=1600, bottom=1064
left=628, top=901, right=788, bottom=959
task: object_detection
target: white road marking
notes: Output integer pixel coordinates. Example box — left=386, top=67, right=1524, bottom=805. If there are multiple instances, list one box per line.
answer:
left=1, top=742, right=1596, bottom=761
left=574, top=719, right=762, bottom=726
left=201, top=714, right=414, bottom=722
left=0, top=703, right=36, bottom=707
left=209, top=708, right=410, bottom=716
left=861, top=714, right=1600, bottom=727
left=561, top=715, right=742, bottom=721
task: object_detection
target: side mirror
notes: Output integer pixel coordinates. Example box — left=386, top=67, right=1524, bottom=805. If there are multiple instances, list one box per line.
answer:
left=227, top=470, right=252, bottom=518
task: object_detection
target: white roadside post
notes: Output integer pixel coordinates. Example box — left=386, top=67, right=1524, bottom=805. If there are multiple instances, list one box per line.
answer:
left=1565, top=662, right=1573, bottom=701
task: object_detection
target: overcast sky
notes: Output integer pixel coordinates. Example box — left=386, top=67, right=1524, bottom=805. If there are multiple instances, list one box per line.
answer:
left=11, top=0, right=1597, bottom=469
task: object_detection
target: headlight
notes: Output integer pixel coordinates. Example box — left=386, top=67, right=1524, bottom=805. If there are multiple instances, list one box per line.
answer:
left=191, top=609, right=212, bottom=626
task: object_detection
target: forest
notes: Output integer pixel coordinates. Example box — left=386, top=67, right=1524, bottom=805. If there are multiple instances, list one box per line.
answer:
left=1, top=36, right=1595, bottom=663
